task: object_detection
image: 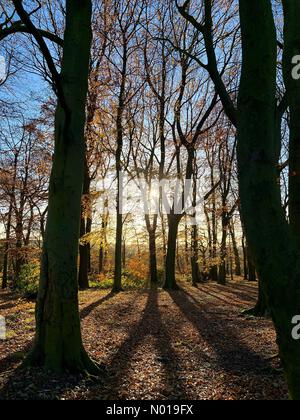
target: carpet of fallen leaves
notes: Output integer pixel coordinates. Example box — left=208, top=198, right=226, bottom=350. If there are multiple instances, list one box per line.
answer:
left=0, top=280, right=288, bottom=400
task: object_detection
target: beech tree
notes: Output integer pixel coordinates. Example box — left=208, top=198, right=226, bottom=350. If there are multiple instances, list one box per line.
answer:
left=8, top=0, right=99, bottom=374
left=238, top=0, right=300, bottom=399
left=176, top=0, right=300, bottom=398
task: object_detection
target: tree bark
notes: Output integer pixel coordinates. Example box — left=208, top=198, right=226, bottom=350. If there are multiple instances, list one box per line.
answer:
left=238, top=0, right=300, bottom=399
left=243, top=279, right=269, bottom=318
left=247, top=248, right=257, bottom=282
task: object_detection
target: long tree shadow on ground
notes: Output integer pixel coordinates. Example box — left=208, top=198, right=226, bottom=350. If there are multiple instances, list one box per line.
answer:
left=0, top=290, right=117, bottom=400
left=86, top=288, right=188, bottom=400
left=0, top=342, right=33, bottom=373
left=167, top=287, right=287, bottom=399
left=196, top=284, right=257, bottom=308
left=169, top=288, right=268, bottom=373
left=80, top=291, right=116, bottom=319
left=0, top=289, right=188, bottom=400
left=0, top=285, right=287, bottom=400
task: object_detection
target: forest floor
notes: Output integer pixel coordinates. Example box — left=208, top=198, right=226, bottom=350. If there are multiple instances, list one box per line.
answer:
left=0, top=280, right=288, bottom=400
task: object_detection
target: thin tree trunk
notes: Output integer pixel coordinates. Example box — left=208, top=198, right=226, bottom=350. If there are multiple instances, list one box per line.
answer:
left=99, top=246, right=104, bottom=274
left=99, top=200, right=109, bottom=274
left=148, top=229, right=158, bottom=286
left=2, top=201, right=13, bottom=289
left=122, top=239, right=126, bottom=271
left=113, top=40, right=127, bottom=293
left=78, top=160, right=91, bottom=290
left=15, top=215, right=25, bottom=281
left=145, top=213, right=158, bottom=286
left=161, top=213, right=167, bottom=265
left=191, top=223, right=201, bottom=286
left=164, top=214, right=181, bottom=290
left=113, top=211, right=123, bottom=292
left=230, top=222, right=242, bottom=276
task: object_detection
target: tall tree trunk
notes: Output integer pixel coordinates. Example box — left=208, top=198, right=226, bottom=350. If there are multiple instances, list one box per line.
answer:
left=3, top=151, right=18, bottom=289
left=191, top=223, right=201, bottom=286
left=2, top=202, right=13, bottom=289
left=230, top=222, right=242, bottom=276
left=99, top=246, right=104, bottom=274
left=113, top=41, right=127, bottom=293
left=113, top=211, right=123, bottom=292
left=238, top=0, right=300, bottom=399
left=99, top=200, right=109, bottom=274
left=161, top=213, right=167, bottom=265
left=176, top=243, right=183, bottom=275
left=122, top=239, right=126, bottom=271
left=2, top=241, right=9, bottom=290
left=148, top=229, right=158, bottom=286
left=15, top=215, right=25, bottom=281
left=24, top=0, right=98, bottom=374
left=210, top=170, right=218, bottom=282
left=218, top=212, right=228, bottom=285
left=191, top=166, right=201, bottom=286
left=145, top=213, right=158, bottom=286
left=184, top=221, right=189, bottom=270
left=164, top=214, right=181, bottom=290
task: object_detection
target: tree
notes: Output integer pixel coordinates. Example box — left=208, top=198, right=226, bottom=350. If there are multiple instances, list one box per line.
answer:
left=0, top=118, right=51, bottom=289
left=78, top=1, right=112, bottom=290
left=11, top=0, right=99, bottom=374
left=142, top=1, right=171, bottom=287
left=103, top=0, right=145, bottom=293
left=237, top=0, right=300, bottom=400
left=229, top=220, right=242, bottom=277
